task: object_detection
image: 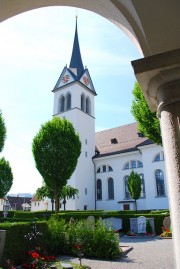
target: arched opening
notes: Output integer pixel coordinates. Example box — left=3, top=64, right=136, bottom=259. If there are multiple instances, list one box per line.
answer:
left=96, top=179, right=102, bottom=200
left=1, top=3, right=180, bottom=267
left=81, top=93, right=85, bottom=112
left=0, top=7, right=140, bottom=195
left=59, top=95, right=65, bottom=113
left=155, top=170, right=165, bottom=197
left=108, top=177, right=114, bottom=200
left=66, top=92, right=71, bottom=110
left=86, top=97, right=91, bottom=115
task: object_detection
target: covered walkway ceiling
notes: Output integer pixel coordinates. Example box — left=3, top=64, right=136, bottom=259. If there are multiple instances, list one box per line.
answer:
left=0, top=0, right=180, bottom=58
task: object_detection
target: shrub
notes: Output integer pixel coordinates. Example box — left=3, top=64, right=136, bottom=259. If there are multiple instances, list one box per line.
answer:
left=13, top=211, right=35, bottom=219
left=48, top=218, right=120, bottom=260
left=48, top=218, right=68, bottom=255
left=0, top=221, right=50, bottom=265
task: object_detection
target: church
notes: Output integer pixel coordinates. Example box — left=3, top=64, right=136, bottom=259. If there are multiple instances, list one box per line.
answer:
left=31, top=20, right=169, bottom=212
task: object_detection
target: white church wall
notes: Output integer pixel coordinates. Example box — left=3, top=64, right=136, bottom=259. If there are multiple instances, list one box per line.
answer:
left=94, top=144, right=169, bottom=211
left=53, top=83, right=95, bottom=117
left=140, top=144, right=169, bottom=210
left=55, top=101, right=95, bottom=210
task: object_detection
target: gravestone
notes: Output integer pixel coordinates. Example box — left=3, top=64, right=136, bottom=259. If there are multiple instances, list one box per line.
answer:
left=102, top=217, right=122, bottom=230
left=137, top=216, right=146, bottom=233
left=130, top=218, right=138, bottom=233
left=163, top=216, right=171, bottom=229
left=87, top=216, right=95, bottom=226
left=130, top=217, right=155, bottom=234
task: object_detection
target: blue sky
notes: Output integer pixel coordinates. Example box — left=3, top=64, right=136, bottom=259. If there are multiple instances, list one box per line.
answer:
left=0, top=7, right=141, bottom=194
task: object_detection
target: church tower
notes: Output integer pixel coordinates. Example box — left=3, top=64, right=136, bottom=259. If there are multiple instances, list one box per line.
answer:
left=52, top=18, right=96, bottom=210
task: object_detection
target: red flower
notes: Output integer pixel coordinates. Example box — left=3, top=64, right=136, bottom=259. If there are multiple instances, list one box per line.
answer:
left=75, top=244, right=81, bottom=250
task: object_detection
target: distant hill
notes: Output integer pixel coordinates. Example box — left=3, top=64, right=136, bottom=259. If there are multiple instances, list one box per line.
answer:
left=8, top=193, right=33, bottom=198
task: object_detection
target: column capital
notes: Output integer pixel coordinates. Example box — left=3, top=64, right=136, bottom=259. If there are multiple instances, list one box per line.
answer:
left=157, top=79, right=180, bottom=117
left=132, top=48, right=180, bottom=111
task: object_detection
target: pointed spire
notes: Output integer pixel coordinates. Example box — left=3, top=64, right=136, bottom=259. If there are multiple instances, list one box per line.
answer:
left=69, top=16, right=84, bottom=77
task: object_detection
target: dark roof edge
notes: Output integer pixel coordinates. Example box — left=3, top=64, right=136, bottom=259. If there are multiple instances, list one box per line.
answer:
left=93, top=147, right=138, bottom=159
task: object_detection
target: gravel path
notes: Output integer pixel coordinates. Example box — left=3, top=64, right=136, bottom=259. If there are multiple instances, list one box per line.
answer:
left=58, top=236, right=174, bottom=269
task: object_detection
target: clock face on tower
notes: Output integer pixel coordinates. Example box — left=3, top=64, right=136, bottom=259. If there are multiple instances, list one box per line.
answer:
left=62, top=74, right=70, bottom=84
left=83, top=76, right=90, bottom=85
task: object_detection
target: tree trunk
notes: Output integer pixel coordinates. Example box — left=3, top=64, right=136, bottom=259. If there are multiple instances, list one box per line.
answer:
left=55, top=192, right=59, bottom=213
left=135, top=200, right=137, bottom=211
left=51, top=198, right=54, bottom=211
left=63, top=197, right=66, bottom=211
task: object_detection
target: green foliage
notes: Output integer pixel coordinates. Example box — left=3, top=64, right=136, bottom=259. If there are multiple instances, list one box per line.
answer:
left=60, top=185, right=79, bottom=210
left=131, top=82, right=162, bottom=145
left=1, top=221, right=50, bottom=265
left=0, top=210, right=169, bottom=265
left=32, top=117, right=81, bottom=213
left=146, top=219, right=152, bottom=233
left=48, top=218, right=67, bottom=254
left=36, top=184, right=79, bottom=211
left=0, top=111, right=6, bottom=153
left=36, top=185, right=52, bottom=200
left=128, top=171, right=141, bottom=210
left=48, top=218, right=120, bottom=260
left=0, top=157, right=13, bottom=197
left=13, top=211, right=35, bottom=219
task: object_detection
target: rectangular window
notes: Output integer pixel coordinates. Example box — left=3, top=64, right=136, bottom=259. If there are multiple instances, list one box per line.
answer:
left=131, top=161, right=136, bottom=169
left=123, top=204, right=130, bottom=210
left=85, top=188, right=87, bottom=195
left=85, top=151, right=87, bottom=157
left=85, top=139, right=87, bottom=145
left=84, top=205, right=88, bottom=210
left=103, top=165, right=106, bottom=172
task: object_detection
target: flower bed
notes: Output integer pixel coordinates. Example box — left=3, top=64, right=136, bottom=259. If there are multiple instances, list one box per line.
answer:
left=126, top=231, right=155, bottom=237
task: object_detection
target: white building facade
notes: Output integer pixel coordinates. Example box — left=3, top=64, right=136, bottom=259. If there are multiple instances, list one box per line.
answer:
left=31, top=20, right=169, bottom=212
left=94, top=126, right=168, bottom=211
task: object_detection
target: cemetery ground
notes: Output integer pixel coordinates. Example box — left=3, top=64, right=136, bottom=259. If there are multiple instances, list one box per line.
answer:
left=0, top=211, right=172, bottom=268
left=58, top=236, right=174, bottom=269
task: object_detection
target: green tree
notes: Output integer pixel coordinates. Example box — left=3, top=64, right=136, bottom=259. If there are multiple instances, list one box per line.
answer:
left=0, top=110, right=6, bottom=153
left=36, top=184, right=79, bottom=211
left=60, top=185, right=79, bottom=210
left=128, top=170, right=141, bottom=211
left=131, top=82, right=162, bottom=145
left=0, top=157, right=13, bottom=197
left=36, top=185, right=54, bottom=210
left=32, top=117, right=81, bottom=213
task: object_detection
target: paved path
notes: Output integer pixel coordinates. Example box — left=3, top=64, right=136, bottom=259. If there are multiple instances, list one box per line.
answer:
left=59, top=236, right=174, bottom=269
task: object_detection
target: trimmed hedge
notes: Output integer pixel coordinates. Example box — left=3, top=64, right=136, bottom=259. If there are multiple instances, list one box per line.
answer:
left=0, top=221, right=50, bottom=266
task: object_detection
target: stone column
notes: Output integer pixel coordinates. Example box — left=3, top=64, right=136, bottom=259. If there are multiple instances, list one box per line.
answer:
left=157, top=82, right=180, bottom=269
left=131, top=49, right=180, bottom=269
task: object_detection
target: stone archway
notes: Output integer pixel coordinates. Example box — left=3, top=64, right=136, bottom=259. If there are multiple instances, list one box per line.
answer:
left=0, top=1, right=180, bottom=268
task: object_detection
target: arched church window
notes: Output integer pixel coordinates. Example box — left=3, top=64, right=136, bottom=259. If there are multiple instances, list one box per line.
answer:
left=124, top=176, right=131, bottom=199
left=155, top=170, right=165, bottom=196
left=124, top=162, right=130, bottom=170
left=81, top=94, right=86, bottom=112
left=139, top=174, right=146, bottom=198
left=154, top=153, right=161, bottom=162
left=59, top=95, right=65, bottom=113
left=86, top=97, right=91, bottom=115
left=108, top=166, right=113, bottom=171
left=97, top=179, right=102, bottom=200
left=108, top=178, right=114, bottom=200
left=97, top=167, right=100, bottom=173
left=137, top=161, right=143, bottom=168
left=66, top=93, right=71, bottom=110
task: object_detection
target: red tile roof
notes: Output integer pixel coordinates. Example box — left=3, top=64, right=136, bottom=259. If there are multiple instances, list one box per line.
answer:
left=94, top=122, right=153, bottom=158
